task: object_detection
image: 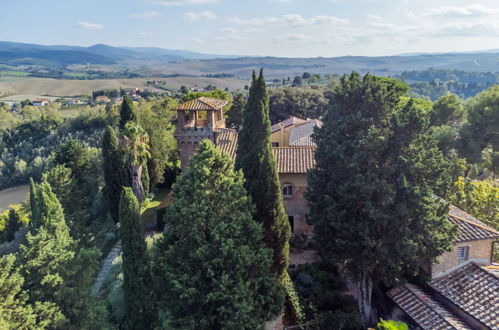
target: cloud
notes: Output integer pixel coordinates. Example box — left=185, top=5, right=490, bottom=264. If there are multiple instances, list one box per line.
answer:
left=184, top=10, right=216, bottom=21
left=423, top=5, right=499, bottom=18
left=228, top=14, right=348, bottom=26
left=129, top=11, right=161, bottom=19
left=145, top=0, right=217, bottom=5
left=431, top=21, right=499, bottom=37
left=273, top=33, right=323, bottom=44
left=219, top=27, right=239, bottom=34
left=77, top=21, right=103, bottom=30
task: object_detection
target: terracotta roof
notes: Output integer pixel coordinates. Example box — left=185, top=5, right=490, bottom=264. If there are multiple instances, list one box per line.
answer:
left=387, top=284, right=470, bottom=329
left=213, top=130, right=315, bottom=174
left=272, top=147, right=316, bottom=173
left=289, top=120, right=322, bottom=146
left=429, top=262, right=499, bottom=329
left=448, top=205, right=499, bottom=243
left=215, top=128, right=238, bottom=159
left=173, top=97, right=228, bottom=111
left=271, top=116, right=308, bottom=133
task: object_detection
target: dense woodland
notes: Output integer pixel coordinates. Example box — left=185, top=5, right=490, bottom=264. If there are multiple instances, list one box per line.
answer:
left=0, top=70, right=497, bottom=329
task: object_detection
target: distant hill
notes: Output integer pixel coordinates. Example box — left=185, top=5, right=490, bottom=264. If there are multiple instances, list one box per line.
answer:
left=1, top=41, right=499, bottom=78
left=0, top=41, right=237, bottom=66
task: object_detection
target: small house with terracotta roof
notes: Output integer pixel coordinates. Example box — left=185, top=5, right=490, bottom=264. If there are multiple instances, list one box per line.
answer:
left=388, top=207, right=499, bottom=330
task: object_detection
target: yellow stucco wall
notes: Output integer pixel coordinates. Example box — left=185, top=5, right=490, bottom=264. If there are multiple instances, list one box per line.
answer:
left=270, top=127, right=294, bottom=147
left=432, top=239, right=494, bottom=278
left=278, top=173, right=313, bottom=237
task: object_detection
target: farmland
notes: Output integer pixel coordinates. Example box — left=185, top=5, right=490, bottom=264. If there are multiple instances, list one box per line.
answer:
left=0, top=76, right=248, bottom=98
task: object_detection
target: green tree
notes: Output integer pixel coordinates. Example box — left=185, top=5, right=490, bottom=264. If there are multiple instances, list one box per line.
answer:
left=430, top=94, right=465, bottom=127
left=121, top=122, right=151, bottom=205
left=119, top=95, right=137, bottom=129
left=307, top=73, right=455, bottom=325
left=137, top=100, right=178, bottom=188
left=377, top=318, right=408, bottom=330
left=153, top=140, right=284, bottom=329
left=448, top=177, right=498, bottom=229
left=236, top=69, right=291, bottom=278
left=54, top=138, right=91, bottom=184
left=460, top=86, right=499, bottom=176
left=268, top=86, right=328, bottom=123
left=292, top=76, right=303, bottom=87
left=226, top=92, right=246, bottom=129
left=102, top=126, right=129, bottom=222
left=0, top=254, right=65, bottom=329
left=119, top=187, right=155, bottom=330
left=22, top=180, right=110, bottom=329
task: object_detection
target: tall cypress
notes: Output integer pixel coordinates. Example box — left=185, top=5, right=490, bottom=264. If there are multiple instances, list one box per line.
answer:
left=119, top=95, right=137, bottom=129
left=235, top=69, right=290, bottom=278
left=21, top=180, right=110, bottom=329
left=119, top=187, right=154, bottom=329
left=102, top=126, right=129, bottom=222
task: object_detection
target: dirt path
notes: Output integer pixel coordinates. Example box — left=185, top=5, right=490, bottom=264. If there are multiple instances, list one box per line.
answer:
left=0, top=184, right=30, bottom=211
left=91, top=240, right=122, bottom=297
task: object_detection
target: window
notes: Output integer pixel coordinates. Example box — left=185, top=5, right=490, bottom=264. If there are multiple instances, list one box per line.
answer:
left=458, top=246, right=469, bottom=262
left=288, top=216, right=294, bottom=233
left=282, top=184, right=293, bottom=197
left=272, top=142, right=280, bottom=147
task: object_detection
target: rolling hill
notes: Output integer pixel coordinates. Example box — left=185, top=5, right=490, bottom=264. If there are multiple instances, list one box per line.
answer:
left=1, top=41, right=499, bottom=78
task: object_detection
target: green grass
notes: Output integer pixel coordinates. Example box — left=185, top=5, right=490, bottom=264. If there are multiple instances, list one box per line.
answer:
left=141, top=187, right=170, bottom=229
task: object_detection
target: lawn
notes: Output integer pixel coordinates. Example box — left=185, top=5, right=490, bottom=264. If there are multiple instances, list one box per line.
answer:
left=141, top=187, right=170, bottom=230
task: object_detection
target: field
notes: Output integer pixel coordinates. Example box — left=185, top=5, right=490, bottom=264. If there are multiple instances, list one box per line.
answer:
left=0, top=184, right=29, bottom=211
left=0, top=76, right=248, bottom=97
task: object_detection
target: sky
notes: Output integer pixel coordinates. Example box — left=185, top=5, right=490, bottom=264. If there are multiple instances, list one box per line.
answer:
left=2, top=0, right=499, bottom=57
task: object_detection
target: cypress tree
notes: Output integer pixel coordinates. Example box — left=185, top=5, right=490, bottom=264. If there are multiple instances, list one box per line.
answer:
left=306, top=73, right=456, bottom=324
left=119, top=95, right=137, bottom=129
left=119, top=187, right=154, bottom=329
left=235, top=69, right=291, bottom=278
left=0, top=254, right=65, bottom=329
left=102, top=126, right=129, bottom=222
left=154, top=140, right=284, bottom=329
left=21, top=180, right=110, bottom=329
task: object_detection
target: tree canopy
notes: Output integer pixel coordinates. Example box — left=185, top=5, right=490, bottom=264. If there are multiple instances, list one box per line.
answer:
left=153, top=140, right=284, bottom=329
left=307, top=72, right=456, bottom=324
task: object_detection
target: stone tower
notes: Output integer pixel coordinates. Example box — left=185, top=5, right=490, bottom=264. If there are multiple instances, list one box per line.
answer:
left=173, top=97, right=228, bottom=170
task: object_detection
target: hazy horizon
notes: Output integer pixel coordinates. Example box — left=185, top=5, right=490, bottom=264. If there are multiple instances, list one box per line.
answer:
left=2, top=0, right=499, bottom=58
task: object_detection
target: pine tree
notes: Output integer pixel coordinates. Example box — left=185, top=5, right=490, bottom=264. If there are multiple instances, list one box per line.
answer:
left=119, top=95, right=137, bottom=129
left=102, top=125, right=129, bottom=222
left=235, top=69, right=291, bottom=278
left=306, top=73, right=456, bottom=325
left=154, top=140, right=284, bottom=329
left=119, top=187, right=155, bottom=329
